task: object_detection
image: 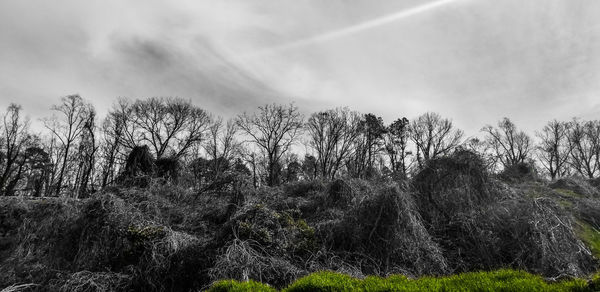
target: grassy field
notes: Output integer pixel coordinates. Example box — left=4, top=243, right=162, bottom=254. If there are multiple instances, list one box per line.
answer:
left=207, top=270, right=598, bottom=292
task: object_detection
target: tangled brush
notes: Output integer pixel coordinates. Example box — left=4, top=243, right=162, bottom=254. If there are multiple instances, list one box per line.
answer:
left=210, top=239, right=304, bottom=288
left=324, top=183, right=448, bottom=276
left=412, top=149, right=497, bottom=227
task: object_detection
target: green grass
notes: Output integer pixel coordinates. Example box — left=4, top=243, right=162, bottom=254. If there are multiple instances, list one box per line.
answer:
left=207, top=270, right=595, bottom=292
left=577, top=221, right=600, bottom=259
left=207, top=279, right=277, bottom=292
left=555, top=188, right=585, bottom=198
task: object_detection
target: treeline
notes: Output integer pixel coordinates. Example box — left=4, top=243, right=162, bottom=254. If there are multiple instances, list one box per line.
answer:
left=0, top=94, right=598, bottom=196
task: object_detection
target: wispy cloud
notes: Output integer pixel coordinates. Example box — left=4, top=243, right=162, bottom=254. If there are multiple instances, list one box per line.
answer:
left=0, top=0, right=599, bottom=136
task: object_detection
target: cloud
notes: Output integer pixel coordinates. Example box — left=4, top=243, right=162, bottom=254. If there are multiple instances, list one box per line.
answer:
left=1, top=0, right=599, bottom=137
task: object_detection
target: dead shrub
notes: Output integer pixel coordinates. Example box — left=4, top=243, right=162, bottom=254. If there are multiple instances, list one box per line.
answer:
left=57, top=271, right=131, bottom=292
left=576, top=198, right=600, bottom=228
left=326, top=179, right=353, bottom=208
left=499, top=162, right=538, bottom=183
left=0, top=284, right=39, bottom=292
left=551, top=177, right=599, bottom=198
left=0, top=191, right=210, bottom=292
left=324, top=183, right=448, bottom=276
left=440, top=197, right=595, bottom=277
left=210, top=239, right=303, bottom=288
left=221, top=204, right=316, bottom=258
left=283, top=180, right=327, bottom=197
left=412, top=149, right=495, bottom=226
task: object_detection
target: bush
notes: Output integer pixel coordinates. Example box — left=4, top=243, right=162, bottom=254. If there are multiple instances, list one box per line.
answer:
left=551, top=177, right=599, bottom=198
left=117, top=146, right=155, bottom=187
left=324, top=183, right=448, bottom=276
left=155, top=157, right=181, bottom=183
left=441, top=197, right=595, bottom=277
left=326, top=179, right=353, bottom=208
left=210, top=239, right=303, bottom=288
left=212, top=202, right=318, bottom=287
left=500, top=162, right=538, bottom=183
left=412, top=149, right=495, bottom=226
left=576, top=198, right=600, bottom=228
left=56, top=271, right=132, bottom=292
left=283, top=180, right=327, bottom=197
left=0, top=191, right=211, bottom=291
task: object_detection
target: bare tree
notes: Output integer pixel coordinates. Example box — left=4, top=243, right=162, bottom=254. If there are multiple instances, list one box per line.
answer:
left=132, top=97, right=211, bottom=159
left=43, top=95, right=90, bottom=196
left=204, top=117, right=240, bottom=180
left=236, top=103, right=303, bottom=186
left=536, top=120, right=571, bottom=180
left=111, top=98, right=138, bottom=151
left=464, top=136, right=497, bottom=171
left=99, top=109, right=125, bottom=188
left=74, top=108, right=97, bottom=197
left=410, top=112, right=463, bottom=167
left=481, top=117, right=532, bottom=170
left=567, top=119, right=600, bottom=178
left=0, top=104, right=32, bottom=195
left=306, top=108, right=361, bottom=179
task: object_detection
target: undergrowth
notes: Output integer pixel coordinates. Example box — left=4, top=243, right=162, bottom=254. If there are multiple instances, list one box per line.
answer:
left=4, top=152, right=600, bottom=291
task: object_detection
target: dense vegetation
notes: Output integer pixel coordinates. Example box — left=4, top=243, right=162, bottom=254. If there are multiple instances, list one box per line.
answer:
left=3, top=96, right=600, bottom=291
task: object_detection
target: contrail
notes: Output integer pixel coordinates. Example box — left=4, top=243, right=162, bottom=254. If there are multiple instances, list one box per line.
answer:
left=245, top=0, right=463, bottom=58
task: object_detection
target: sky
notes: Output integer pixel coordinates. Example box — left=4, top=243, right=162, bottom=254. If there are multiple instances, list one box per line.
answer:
left=1, top=0, right=600, bottom=137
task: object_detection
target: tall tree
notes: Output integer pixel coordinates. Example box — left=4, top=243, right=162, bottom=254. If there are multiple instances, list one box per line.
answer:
left=306, top=108, right=361, bottom=179
left=74, top=108, right=97, bottom=197
left=0, top=104, right=32, bottom=195
left=362, top=113, right=386, bottom=173
left=384, top=117, right=411, bottom=177
left=132, top=97, right=211, bottom=159
left=567, top=119, right=600, bottom=178
left=410, top=112, right=463, bottom=167
left=481, top=117, right=532, bottom=170
left=43, top=95, right=91, bottom=196
left=22, top=146, right=51, bottom=197
left=348, top=113, right=386, bottom=178
left=536, top=120, right=571, bottom=180
left=99, top=107, right=126, bottom=188
left=204, top=117, right=240, bottom=180
left=236, top=103, right=303, bottom=186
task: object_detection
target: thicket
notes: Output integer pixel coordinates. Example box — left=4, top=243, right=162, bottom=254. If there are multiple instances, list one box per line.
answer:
left=3, top=149, right=600, bottom=291
left=3, top=96, right=600, bottom=291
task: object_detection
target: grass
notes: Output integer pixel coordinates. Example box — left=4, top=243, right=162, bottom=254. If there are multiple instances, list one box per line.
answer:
left=207, top=279, right=277, bottom=292
left=207, top=270, right=594, bottom=292
left=577, top=221, right=600, bottom=259
left=555, top=188, right=585, bottom=198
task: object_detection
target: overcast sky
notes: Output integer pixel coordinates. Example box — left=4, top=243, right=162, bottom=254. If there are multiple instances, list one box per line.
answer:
left=1, top=0, right=599, bottom=136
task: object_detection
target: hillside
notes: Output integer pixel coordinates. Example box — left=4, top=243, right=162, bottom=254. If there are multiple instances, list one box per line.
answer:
left=2, top=150, right=600, bottom=291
